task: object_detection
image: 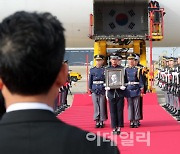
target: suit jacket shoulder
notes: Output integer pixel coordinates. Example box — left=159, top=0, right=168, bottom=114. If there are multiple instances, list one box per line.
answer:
left=0, top=110, right=119, bottom=154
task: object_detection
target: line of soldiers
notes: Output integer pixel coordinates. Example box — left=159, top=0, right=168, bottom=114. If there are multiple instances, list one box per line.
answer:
left=157, top=55, right=180, bottom=121
left=89, top=52, right=148, bottom=134
left=54, top=60, right=71, bottom=115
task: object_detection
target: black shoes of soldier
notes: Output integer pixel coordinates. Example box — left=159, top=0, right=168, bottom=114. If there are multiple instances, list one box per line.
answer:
left=138, top=121, right=141, bottom=126
left=134, top=124, right=139, bottom=128
left=130, top=121, right=134, bottom=128
left=95, top=121, right=100, bottom=128
left=95, top=121, right=104, bottom=128
left=116, top=127, right=121, bottom=135
left=99, top=121, right=104, bottom=128
left=112, top=127, right=121, bottom=135
left=162, top=104, right=169, bottom=108
left=174, top=110, right=180, bottom=117
left=113, top=128, right=117, bottom=134
left=130, top=121, right=139, bottom=128
left=64, top=104, right=70, bottom=108
left=176, top=116, right=180, bottom=121
left=171, top=109, right=177, bottom=115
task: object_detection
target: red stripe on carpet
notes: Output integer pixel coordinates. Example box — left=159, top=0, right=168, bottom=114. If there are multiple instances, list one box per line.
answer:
left=58, top=93, right=180, bottom=154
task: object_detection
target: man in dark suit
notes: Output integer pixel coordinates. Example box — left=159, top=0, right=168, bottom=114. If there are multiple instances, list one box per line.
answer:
left=0, top=11, right=119, bottom=154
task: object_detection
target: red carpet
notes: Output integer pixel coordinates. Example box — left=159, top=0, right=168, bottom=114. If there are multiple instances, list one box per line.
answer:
left=58, top=93, right=180, bottom=154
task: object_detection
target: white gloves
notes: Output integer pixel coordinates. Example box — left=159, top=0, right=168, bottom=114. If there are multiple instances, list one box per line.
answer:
left=105, top=86, right=126, bottom=90
left=105, top=87, right=110, bottom=90
left=120, top=86, right=126, bottom=90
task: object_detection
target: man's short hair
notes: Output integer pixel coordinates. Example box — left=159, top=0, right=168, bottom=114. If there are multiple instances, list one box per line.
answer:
left=0, top=11, right=65, bottom=95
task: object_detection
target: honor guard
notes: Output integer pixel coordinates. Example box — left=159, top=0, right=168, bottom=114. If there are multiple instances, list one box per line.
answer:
left=169, top=58, right=178, bottom=115
left=165, top=57, right=175, bottom=113
left=172, top=55, right=180, bottom=121
left=176, top=55, right=180, bottom=120
left=157, top=56, right=167, bottom=89
left=105, top=52, right=126, bottom=135
left=161, top=56, right=180, bottom=121
left=134, top=54, right=148, bottom=125
left=54, top=60, right=71, bottom=115
left=125, top=53, right=144, bottom=128
left=162, top=57, right=171, bottom=109
left=89, top=55, right=107, bottom=128
left=171, top=58, right=180, bottom=117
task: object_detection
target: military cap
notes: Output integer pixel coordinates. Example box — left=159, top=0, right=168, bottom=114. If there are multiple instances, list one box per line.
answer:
left=169, top=57, right=174, bottom=61
left=135, top=54, right=140, bottom=60
left=165, top=57, right=170, bottom=61
left=94, top=54, right=105, bottom=60
left=118, top=55, right=123, bottom=60
left=162, top=56, right=167, bottom=60
left=127, top=53, right=136, bottom=59
left=110, top=52, right=119, bottom=59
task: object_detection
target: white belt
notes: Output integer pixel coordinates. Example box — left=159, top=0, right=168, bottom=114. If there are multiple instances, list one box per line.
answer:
left=93, top=81, right=104, bottom=84
left=127, top=82, right=139, bottom=85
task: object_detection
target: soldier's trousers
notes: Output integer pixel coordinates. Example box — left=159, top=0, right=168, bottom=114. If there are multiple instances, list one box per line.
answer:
left=61, top=88, right=68, bottom=105
left=127, top=96, right=141, bottom=121
left=174, top=96, right=180, bottom=110
left=92, top=93, right=107, bottom=122
left=165, top=91, right=170, bottom=105
left=169, top=94, right=174, bottom=107
left=108, top=97, right=124, bottom=128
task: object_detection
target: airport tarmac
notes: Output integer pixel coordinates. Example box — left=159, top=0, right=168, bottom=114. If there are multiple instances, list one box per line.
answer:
left=67, top=66, right=90, bottom=106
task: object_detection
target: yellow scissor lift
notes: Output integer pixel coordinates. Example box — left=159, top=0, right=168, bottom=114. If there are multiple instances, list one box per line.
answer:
left=89, top=0, right=165, bottom=92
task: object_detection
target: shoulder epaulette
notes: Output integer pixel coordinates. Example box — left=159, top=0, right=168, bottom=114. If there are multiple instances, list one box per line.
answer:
left=135, top=66, right=141, bottom=69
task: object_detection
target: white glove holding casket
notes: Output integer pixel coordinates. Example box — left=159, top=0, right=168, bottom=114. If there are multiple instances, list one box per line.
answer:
left=120, top=86, right=126, bottom=90
left=105, top=87, right=110, bottom=90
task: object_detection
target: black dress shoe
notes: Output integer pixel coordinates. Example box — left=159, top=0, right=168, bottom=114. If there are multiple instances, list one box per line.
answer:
left=99, top=122, right=104, bottom=128
left=165, top=104, right=170, bottom=108
left=130, top=122, right=134, bottom=128
left=162, top=104, right=168, bottom=108
left=61, top=107, right=65, bottom=111
left=116, top=127, right=121, bottom=135
left=166, top=106, right=172, bottom=110
left=174, top=113, right=180, bottom=117
left=134, top=124, right=139, bottom=128
left=95, top=122, right=100, bottom=128
left=172, top=110, right=178, bottom=115
left=112, top=128, right=117, bottom=135
left=170, top=108, right=176, bottom=114
left=176, top=116, right=180, bottom=121
left=138, top=121, right=141, bottom=126
left=64, top=104, right=70, bottom=108
left=133, top=121, right=139, bottom=128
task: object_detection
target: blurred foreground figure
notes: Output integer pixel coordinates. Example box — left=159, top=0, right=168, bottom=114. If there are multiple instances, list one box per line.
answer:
left=0, top=11, right=119, bottom=154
